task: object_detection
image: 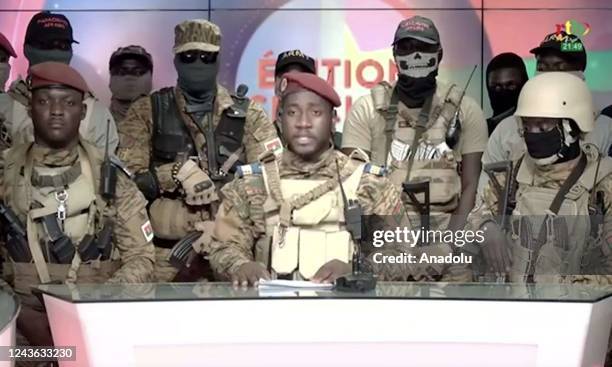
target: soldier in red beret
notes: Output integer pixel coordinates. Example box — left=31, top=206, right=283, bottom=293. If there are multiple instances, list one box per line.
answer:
left=207, top=72, right=414, bottom=287
left=0, top=61, right=155, bottom=348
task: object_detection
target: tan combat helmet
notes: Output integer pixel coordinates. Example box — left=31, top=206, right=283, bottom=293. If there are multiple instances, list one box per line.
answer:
left=515, top=71, right=595, bottom=133
left=173, top=19, right=221, bottom=54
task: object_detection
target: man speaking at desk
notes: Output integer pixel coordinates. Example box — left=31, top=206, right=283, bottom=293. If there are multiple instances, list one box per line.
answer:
left=207, top=72, right=470, bottom=286
left=207, top=72, right=405, bottom=286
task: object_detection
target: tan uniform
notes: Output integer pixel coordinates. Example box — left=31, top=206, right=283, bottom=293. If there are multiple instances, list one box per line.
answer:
left=117, top=84, right=279, bottom=281
left=208, top=148, right=471, bottom=282
left=468, top=145, right=612, bottom=283
left=0, top=139, right=154, bottom=347
left=7, top=78, right=119, bottom=152
left=342, top=80, right=487, bottom=229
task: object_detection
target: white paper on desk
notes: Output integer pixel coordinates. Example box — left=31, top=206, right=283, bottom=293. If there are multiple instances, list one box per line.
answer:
left=258, top=279, right=334, bottom=290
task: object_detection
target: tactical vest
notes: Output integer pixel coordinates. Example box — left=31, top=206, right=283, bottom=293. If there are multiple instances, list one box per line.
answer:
left=239, top=155, right=372, bottom=280
left=150, top=87, right=249, bottom=177
left=3, top=142, right=120, bottom=294
left=372, top=82, right=463, bottom=213
left=509, top=146, right=612, bottom=282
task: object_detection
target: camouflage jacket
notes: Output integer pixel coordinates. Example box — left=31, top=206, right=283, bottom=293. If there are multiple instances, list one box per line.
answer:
left=208, top=148, right=472, bottom=282
left=468, top=150, right=612, bottom=283
left=116, top=84, right=278, bottom=193
left=0, top=139, right=155, bottom=285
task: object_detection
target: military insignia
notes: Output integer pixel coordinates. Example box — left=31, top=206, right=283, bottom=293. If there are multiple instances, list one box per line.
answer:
left=141, top=221, right=154, bottom=242
left=236, top=163, right=262, bottom=178
left=364, top=163, right=387, bottom=176
left=264, top=137, right=283, bottom=155
left=279, top=78, right=288, bottom=94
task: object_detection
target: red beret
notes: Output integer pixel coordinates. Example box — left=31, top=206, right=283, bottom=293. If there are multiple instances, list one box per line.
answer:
left=0, top=32, right=16, bottom=58
left=280, top=71, right=341, bottom=107
left=30, top=61, right=89, bottom=94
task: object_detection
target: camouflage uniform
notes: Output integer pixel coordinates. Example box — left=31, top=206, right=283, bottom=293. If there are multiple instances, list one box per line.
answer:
left=0, top=139, right=155, bottom=347
left=7, top=77, right=119, bottom=152
left=467, top=146, right=612, bottom=284
left=118, top=83, right=277, bottom=281
left=209, top=148, right=471, bottom=282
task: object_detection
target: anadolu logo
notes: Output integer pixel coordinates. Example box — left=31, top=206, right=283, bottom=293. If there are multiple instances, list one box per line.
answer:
left=554, top=20, right=591, bottom=52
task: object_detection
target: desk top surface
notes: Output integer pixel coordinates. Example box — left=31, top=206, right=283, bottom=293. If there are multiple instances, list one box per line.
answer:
left=36, top=282, right=612, bottom=304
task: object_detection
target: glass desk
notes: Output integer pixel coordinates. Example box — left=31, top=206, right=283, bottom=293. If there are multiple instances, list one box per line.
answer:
left=37, top=282, right=612, bottom=367
left=36, top=281, right=612, bottom=303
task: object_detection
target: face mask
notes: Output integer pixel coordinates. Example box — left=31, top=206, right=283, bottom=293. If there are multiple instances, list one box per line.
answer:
left=489, top=88, right=520, bottom=116
left=523, top=119, right=580, bottom=165
left=24, top=44, right=73, bottom=66
left=395, top=51, right=439, bottom=78
left=524, top=127, right=563, bottom=159
left=0, top=62, right=10, bottom=91
left=174, top=57, right=219, bottom=97
left=109, top=72, right=152, bottom=101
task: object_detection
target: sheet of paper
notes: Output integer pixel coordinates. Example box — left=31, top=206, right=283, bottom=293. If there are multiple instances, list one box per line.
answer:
left=257, top=279, right=334, bottom=290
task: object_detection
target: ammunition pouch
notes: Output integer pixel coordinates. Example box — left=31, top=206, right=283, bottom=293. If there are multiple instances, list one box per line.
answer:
left=150, top=87, right=198, bottom=165
left=134, top=171, right=160, bottom=201
left=213, top=100, right=249, bottom=178
left=41, top=214, right=75, bottom=264
left=78, top=222, right=113, bottom=262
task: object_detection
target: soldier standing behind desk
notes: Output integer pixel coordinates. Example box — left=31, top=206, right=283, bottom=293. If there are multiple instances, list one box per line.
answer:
left=117, top=19, right=279, bottom=282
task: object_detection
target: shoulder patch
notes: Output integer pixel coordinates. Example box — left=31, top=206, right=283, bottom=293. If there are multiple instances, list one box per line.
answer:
left=236, top=163, right=262, bottom=178
left=364, top=163, right=387, bottom=176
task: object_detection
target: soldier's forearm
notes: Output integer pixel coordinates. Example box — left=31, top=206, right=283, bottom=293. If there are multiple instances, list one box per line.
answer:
left=209, top=242, right=253, bottom=277
left=108, top=257, right=154, bottom=283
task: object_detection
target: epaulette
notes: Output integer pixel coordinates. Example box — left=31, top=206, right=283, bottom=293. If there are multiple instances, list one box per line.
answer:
left=235, top=163, right=262, bottom=178
left=363, top=163, right=386, bottom=176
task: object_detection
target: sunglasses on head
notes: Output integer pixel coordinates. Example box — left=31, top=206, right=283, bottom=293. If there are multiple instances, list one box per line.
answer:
left=178, top=51, right=218, bottom=64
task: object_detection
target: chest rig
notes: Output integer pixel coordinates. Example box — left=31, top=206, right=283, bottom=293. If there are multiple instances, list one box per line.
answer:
left=373, top=82, right=463, bottom=214
left=243, top=154, right=367, bottom=280
left=150, top=87, right=250, bottom=182
left=3, top=143, right=119, bottom=293
left=509, top=147, right=612, bottom=282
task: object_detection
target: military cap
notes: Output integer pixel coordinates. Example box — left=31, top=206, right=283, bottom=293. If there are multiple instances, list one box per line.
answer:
left=173, top=19, right=221, bottom=54
left=275, top=49, right=316, bottom=75
left=0, top=32, right=16, bottom=58
left=393, top=16, right=440, bottom=45
left=109, top=45, right=153, bottom=71
left=280, top=72, right=341, bottom=107
left=25, top=11, right=78, bottom=45
left=30, top=61, right=89, bottom=94
left=530, top=31, right=587, bottom=71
